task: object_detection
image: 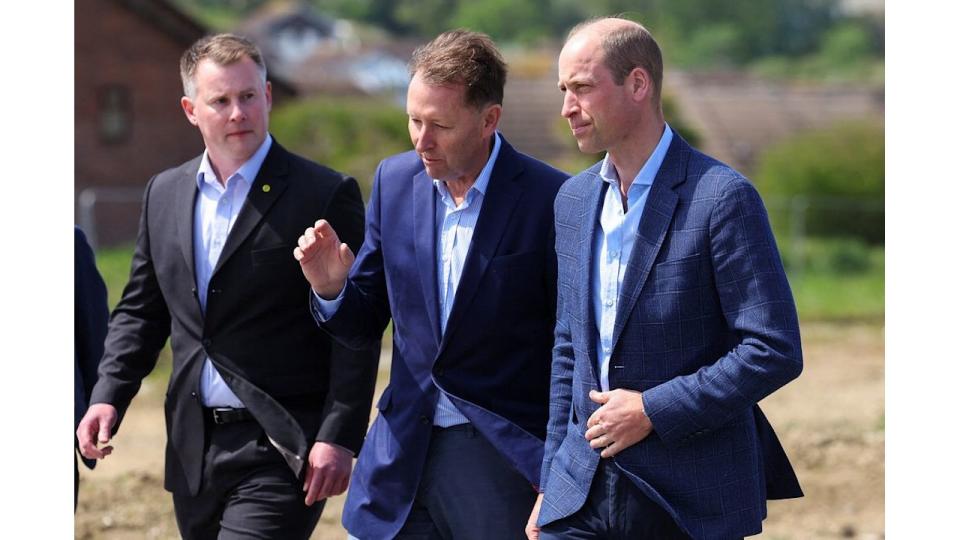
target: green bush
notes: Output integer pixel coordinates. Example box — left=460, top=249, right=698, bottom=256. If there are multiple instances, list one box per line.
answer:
left=270, top=97, right=411, bottom=200
left=778, top=237, right=884, bottom=321
left=756, top=120, right=884, bottom=244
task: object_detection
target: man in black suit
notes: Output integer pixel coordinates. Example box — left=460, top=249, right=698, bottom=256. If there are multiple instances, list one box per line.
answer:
left=76, top=34, right=379, bottom=539
left=74, top=226, right=108, bottom=510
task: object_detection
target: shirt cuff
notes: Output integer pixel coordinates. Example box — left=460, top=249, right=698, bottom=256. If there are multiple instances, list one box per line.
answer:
left=311, top=285, right=346, bottom=321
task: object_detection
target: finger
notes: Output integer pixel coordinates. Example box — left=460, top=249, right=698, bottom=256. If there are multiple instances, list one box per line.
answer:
left=97, top=419, right=112, bottom=445
left=302, top=463, right=314, bottom=492
left=338, top=243, right=356, bottom=269
left=584, top=423, right=605, bottom=441
left=317, top=470, right=336, bottom=501
left=298, top=231, right=313, bottom=252
left=600, top=440, right=624, bottom=459
left=314, top=219, right=335, bottom=240
left=589, top=389, right=608, bottom=405
left=304, top=471, right=321, bottom=506
left=293, top=246, right=305, bottom=261
left=588, top=435, right=608, bottom=450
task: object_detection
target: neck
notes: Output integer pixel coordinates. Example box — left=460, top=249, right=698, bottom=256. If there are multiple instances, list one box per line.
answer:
left=608, top=117, right=665, bottom=198
left=444, top=135, right=494, bottom=204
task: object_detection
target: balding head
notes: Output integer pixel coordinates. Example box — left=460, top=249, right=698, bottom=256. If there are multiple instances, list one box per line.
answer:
left=565, top=17, right=663, bottom=103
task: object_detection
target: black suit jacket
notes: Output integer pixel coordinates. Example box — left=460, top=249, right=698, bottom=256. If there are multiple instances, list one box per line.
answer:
left=75, top=227, right=109, bottom=470
left=89, top=139, right=379, bottom=495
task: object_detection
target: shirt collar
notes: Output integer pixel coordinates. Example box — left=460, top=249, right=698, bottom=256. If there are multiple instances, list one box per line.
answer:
left=598, top=124, right=673, bottom=190
left=433, top=131, right=502, bottom=199
left=196, top=133, right=273, bottom=190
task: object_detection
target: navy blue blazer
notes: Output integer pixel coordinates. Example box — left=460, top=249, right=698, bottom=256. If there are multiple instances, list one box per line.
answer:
left=75, top=227, right=109, bottom=470
left=538, top=134, right=803, bottom=539
left=311, top=138, right=568, bottom=539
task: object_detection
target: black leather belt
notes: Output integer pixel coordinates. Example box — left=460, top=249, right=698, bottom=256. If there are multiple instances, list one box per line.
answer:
left=205, top=407, right=254, bottom=425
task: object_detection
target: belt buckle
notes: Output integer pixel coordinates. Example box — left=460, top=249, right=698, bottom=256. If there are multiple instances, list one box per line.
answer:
left=211, top=408, right=228, bottom=424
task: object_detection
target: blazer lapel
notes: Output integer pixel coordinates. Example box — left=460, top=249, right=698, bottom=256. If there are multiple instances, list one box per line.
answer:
left=413, top=168, right=442, bottom=347
left=212, top=142, right=289, bottom=277
left=176, top=157, right=202, bottom=298
left=611, top=136, right=689, bottom=349
left=437, top=142, right=523, bottom=356
left=577, top=166, right=606, bottom=388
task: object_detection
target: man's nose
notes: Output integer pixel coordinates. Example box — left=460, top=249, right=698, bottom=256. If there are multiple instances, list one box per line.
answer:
left=561, top=92, right=578, bottom=118
left=415, top=127, right=433, bottom=152
left=229, top=102, right=247, bottom=122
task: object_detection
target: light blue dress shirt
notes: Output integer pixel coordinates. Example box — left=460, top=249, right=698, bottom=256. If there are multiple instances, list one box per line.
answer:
left=315, top=133, right=503, bottom=427
left=194, top=134, right=273, bottom=407
left=593, top=125, right=673, bottom=391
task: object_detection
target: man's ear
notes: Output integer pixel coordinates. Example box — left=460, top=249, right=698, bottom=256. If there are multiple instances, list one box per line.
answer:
left=181, top=96, right=198, bottom=126
left=265, top=80, right=273, bottom=112
left=628, top=67, right=653, bottom=102
left=481, top=103, right=502, bottom=137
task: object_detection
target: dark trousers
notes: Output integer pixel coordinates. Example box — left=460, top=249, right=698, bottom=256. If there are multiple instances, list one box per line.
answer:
left=540, top=459, right=690, bottom=540
left=392, top=424, right=537, bottom=540
left=172, top=419, right=324, bottom=540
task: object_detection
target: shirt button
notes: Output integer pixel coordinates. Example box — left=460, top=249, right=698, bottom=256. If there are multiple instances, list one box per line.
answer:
left=605, top=299, right=614, bottom=307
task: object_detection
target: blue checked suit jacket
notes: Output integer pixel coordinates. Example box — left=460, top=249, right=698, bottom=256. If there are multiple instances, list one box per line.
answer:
left=538, top=133, right=803, bottom=539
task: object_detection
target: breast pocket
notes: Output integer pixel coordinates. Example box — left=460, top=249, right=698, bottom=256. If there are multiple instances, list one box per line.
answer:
left=650, top=253, right=701, bottom=292
left=251, top=245, right=293, bottom=267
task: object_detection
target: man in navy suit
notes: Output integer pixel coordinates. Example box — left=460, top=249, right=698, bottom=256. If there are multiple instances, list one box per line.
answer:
left=75, top=226, right=109, bottom=510
left=296, top=30, right=568, bottom=540
left=528, top=18, right=803, bottom=539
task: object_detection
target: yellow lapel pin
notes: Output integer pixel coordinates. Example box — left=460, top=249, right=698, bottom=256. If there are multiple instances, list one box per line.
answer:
left=262, top=184, right=271, bottom=193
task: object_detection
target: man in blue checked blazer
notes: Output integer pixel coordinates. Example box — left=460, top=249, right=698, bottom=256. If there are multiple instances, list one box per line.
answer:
left=528, top=18, right=803, bottom=540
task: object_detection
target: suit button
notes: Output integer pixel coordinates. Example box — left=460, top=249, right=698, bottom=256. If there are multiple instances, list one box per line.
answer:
left=420, top=416, right=430, bottom=425
left=190, top=392, right=198, bottom=400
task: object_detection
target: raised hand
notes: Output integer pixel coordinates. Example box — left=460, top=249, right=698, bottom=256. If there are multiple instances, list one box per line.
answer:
left=293, top=219, right=355, bottom=299
left=76, top=403, right=119, bottom=460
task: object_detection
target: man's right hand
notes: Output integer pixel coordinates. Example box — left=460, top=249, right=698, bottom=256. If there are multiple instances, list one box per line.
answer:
left=293, top=219, right=355, bottom=299
left=76, top=403, right=118, bottom=460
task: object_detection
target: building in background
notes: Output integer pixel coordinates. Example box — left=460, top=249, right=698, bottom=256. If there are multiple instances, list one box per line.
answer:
left=75, top=0, right=295, bottom=247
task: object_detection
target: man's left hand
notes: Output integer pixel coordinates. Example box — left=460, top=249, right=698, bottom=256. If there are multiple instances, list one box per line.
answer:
left=302, top=441, right=353, bottom=506
left=585, top=389, right=653, bottom=458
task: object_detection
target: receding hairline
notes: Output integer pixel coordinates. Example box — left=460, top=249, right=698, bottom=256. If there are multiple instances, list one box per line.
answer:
left=566, top=17, right=642, bottom=44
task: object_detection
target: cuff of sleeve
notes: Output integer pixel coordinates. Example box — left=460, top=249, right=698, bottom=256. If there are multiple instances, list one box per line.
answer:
left=311, top=284, right=347, bottom=321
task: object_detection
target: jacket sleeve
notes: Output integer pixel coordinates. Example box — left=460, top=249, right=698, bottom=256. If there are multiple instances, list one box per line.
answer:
left=642, top=178, right=803, bottom=447
left=538, top=199, right=576, bottom=493
left=75, top=227, right=109, bottom=424
left=310, top=161, right=393, bottom=349
left=312, top=175, right=381, bottom=453
left=88, top=176, right=172, bottom=427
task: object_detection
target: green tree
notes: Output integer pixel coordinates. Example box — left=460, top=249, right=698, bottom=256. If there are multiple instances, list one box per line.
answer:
left=756, top=121, right=884, bottom=244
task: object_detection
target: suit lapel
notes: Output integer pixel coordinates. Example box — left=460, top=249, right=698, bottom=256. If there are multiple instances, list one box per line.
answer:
left=577, top=166, right=605, bottom=388
left=611, top=136, right=689, bottom=349
left=212, top=142, right=290, bottom=277
left=437, top=142, right=523, bottom=356
left=176, top=157, right=202, bottom=297
left=413, top=168, right=442, bottom=347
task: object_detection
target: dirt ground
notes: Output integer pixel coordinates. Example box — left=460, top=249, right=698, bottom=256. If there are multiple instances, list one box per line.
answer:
left=75, top=321, right=884, bottom=539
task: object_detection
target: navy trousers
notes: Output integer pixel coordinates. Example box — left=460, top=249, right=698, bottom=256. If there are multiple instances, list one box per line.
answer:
left=390, top=424, right=537, bottom=540
left=540, top=459, right=690, bottom=540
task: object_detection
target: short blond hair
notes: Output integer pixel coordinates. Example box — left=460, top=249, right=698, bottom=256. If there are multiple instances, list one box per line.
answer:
left=180, top=33, right=266, bottom=98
